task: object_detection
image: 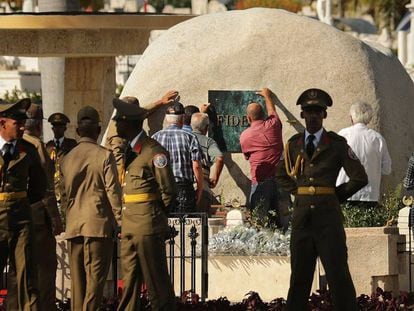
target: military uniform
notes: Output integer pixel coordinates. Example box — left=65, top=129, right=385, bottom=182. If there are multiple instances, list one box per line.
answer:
left=13, top=103, right=60, bottom=311
left=113, top=97, right=177, bottom=311
left=275, top=89, right=368, bottom=311
left=60, top=106, right=122, bottom=311
left=45, top=113, right=77, bottom=207
left=0, top=99, right=47, bottom=311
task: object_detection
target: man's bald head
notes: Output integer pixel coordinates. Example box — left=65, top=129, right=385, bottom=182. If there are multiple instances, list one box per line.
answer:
left=246, top=103, right=264, bottom=122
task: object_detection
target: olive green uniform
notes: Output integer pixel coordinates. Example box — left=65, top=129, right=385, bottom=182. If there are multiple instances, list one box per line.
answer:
left=23, top=133, right=60, bottom=311
left=117, top=133, right=177, bottom=311
left=60, top=136, right=122, bottom=311
left=46, top=137, right=77, bottom=206
left=275, top=130, right=367, bottom=310
left=0, top=139, right=47, bottom=311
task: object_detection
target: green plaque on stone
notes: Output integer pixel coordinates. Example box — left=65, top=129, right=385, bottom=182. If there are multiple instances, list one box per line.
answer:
left=208, top=90, right=265, bottom=153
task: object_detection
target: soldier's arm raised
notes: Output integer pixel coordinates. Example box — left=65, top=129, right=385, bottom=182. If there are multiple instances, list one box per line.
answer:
left=146, top=90, right=179, bottom=117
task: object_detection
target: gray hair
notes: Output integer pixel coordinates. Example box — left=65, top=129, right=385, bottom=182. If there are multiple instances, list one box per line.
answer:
left=191, top=112, right=209, bottom=131
left=350, top=101, right=373, bottom=125
left=165, top=114, right=183, bottom=125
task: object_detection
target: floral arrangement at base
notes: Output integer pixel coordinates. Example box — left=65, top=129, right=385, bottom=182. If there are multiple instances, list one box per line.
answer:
left=208, top=225, right=290, bottom=256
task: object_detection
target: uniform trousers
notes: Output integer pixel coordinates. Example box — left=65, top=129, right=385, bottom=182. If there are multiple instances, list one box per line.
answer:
left=7, top=223, right=56, bottom=311
left=68, top=236, right=113, bottom=311
left=33, top=223, right=57, bottom=310
left=118, top=233, right=176, bottom=311
left=0, top=223, right=38, bottom=311
left=287, top=222, right=357, bottom=311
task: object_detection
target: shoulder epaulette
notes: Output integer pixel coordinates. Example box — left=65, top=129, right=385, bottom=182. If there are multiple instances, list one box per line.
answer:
left=288, top=132, right=302, bottom=142
left=327, top=131, right=346, bottom=142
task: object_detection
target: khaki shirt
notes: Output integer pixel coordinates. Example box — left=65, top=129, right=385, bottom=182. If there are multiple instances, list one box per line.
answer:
left=122, top=133, right=176, bottom=236
left=60, top=137, right=122, bottom=239
left=23, top=133, right=60, bottom=219
left=276, top=130, right=368, bottom=229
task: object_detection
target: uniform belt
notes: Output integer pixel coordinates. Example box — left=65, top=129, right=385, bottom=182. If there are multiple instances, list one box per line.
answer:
left=297, top=187, right=335, bottom=195
left=123, top=193, right=159, bottom=203
left=0, top=191, right=27, bottom=201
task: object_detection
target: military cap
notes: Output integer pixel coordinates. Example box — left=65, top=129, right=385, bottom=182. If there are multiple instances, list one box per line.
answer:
left=48, top=112, right=70, bottom=125
left=26, top=103, right=43, bottom=120
left=112, top=97, right=147, bottom=121
left=120, top=96, right=140, bottom=106
left=166, top=102, right=185, bottom=115
left=0, top=98, right=31, bottom=120
left=296, top=88, right=333, bottom=110
left=77, top=106, right=101, bottom=124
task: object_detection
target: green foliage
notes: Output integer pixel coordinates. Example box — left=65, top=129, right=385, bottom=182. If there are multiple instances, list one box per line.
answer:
left=149, top=0, right=190, bottom=11
left=342, top=184, right=403, bottom=227
left=343, top=0, right=410, bottom=30
left=380, top=183, right=404, bottom=225
left=249, top=198, right=280, bottom=231
left=3, top=87, right=42, bottom=104
left=116, top=84, right=124, bottom=97
left=79, top=0, right=104, bottom=10
left=342, top=202, right=388, bottom=227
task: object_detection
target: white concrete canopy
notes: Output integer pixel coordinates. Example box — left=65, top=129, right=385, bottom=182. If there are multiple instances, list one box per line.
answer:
left=0, top=14, right=193, bottom=56
left=112, top=8, right=414, bottom=203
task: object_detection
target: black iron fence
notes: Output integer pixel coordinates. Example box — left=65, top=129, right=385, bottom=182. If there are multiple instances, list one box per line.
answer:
left=1, top=213, right=209, bottom=303
left=111, top=212, right=209, bottom=300
left=167, top=213, right=209, bottom=301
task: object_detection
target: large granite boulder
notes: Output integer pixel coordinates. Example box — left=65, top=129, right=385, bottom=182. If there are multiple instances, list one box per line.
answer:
left=109, top=8, right=414, bottom=204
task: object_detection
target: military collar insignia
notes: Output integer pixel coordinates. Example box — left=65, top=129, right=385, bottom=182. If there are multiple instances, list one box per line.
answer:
left=133, top=143, right=142, bottom=154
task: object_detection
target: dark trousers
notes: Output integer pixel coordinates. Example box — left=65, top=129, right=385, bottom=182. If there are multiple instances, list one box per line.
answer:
left=249, top=178, right=290, bottom=230
left=7, top=224, right=57, bottom=311
left=0, top=224, right=38, bottom=311
left=117, top=234, right=176, bottom=311
left=68, top=236, right=113, bottom=311
left=287, top=224, right=357, bottom=311
left=173, top=181, right=196, bottom=214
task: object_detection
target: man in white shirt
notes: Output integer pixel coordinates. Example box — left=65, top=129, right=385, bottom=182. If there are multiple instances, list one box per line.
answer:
left=336, top=101, right=392, bottom=206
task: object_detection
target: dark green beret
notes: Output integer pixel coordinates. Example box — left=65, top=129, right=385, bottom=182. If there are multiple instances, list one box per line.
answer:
left=0, top=98, right=31, bottom=120
left=296, top=88, right=333, bottom=110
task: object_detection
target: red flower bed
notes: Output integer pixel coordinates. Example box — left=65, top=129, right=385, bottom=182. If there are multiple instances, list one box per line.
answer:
left=1, top=287, right=414, bottom=310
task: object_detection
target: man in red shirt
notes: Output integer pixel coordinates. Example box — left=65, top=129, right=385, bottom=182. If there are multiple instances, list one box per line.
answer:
left=240, top=88, right=287, bottom=229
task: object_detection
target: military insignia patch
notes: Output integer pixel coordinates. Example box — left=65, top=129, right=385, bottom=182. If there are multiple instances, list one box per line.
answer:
left=348, top=147, right=358, bottom=160
left=153, top=154, right=168, bottom=168
left=309, top=90, right=318, bottom=99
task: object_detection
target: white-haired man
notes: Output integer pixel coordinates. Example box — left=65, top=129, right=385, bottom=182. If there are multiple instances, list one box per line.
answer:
left=152, top=102, right=203, bottom=214
left=191, top=112, right=224, bottom=214
left=336, top=101, right=392, bottom=206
